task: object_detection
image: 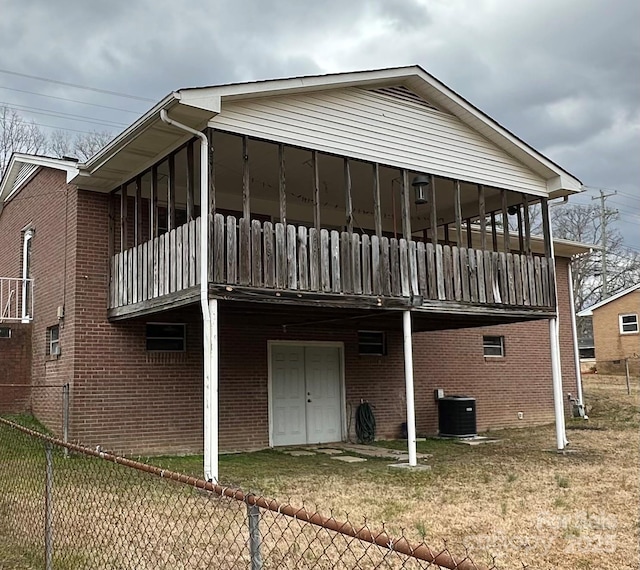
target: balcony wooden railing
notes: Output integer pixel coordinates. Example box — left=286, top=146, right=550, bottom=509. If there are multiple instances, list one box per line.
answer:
left=109, top=215, right=555, bottom=311
left=0, top=277, right=33, bottom=322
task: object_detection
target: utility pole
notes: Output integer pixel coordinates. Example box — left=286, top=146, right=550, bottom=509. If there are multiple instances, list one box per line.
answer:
left=591, top=189, right=616, bottom=299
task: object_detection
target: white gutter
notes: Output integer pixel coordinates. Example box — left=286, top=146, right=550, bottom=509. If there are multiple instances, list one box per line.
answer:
left=160, top=109, right=219, bottom=482
left=567, top=262, right=584, bottom=407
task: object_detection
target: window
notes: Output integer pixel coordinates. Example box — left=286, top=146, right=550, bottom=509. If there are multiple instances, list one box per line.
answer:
left=47, top=325, right=60, bottom=356
left=146, top=323, right=186, bottom=352
left=619, top=314, right=638, bottom=335
left=358, top=331, right=386, bottom=356
left=0, top=327, right=11, bottom=339
left=483, top=336, right=504, bottom=357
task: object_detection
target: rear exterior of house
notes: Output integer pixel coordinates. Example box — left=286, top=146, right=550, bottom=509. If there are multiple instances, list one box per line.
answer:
left=579, top=285, right=640, bottom=375
left=0, top=66, right=585, bottom=463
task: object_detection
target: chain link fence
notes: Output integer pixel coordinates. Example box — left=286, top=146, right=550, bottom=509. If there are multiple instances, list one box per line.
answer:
left=0, top=417, right=508, bottom=570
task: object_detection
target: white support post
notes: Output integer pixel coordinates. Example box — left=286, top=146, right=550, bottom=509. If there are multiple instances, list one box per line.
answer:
left=546, top=207, right=567, bottom=451
left=567, top=262, right=584, bottom=407
left=402, top=310, right=418, bottom=466
left=203, top=299, right=219, bottom=482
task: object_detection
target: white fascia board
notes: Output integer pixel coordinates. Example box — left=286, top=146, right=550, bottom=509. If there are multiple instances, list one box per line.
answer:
left=0, top=154, right=79, bottom=204
left=174, top=90, right=221, bottom=114
left=79, top=93, right=179, bottom=175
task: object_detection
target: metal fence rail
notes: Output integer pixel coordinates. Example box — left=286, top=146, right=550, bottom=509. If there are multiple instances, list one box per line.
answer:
left=0, top=417, right=505, bottom=570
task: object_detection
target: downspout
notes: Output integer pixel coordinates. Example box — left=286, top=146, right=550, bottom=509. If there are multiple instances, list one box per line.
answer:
left=160, top=109, right=218, bottom=482
left=547, top=215, right=568, bottom=450
left=567, top=261, right=584, bottom=407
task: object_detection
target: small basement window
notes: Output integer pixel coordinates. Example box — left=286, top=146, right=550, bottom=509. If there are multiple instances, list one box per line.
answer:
left=483, top=335, right=504, bottom=357
left=146, top=323, right=186, bottom=352
left=619, top=314, right=638, bottom=334
left=358, top=331, right=386, bottom=356
left=0, top=327, right=11, bottom=338
left=47, top=325, right=60, bottom=356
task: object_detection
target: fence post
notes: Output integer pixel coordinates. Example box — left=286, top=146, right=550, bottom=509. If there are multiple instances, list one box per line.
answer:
left=62, top=383, right=70, bottom=458
left=44, top=442, right=54, bottom=570
left=247, top=501, right=263, bottom=570
left=625, top=358, right=631, bottom=395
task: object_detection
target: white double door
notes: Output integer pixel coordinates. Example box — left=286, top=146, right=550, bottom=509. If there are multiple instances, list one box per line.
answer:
left=271, top=344, right=343, bottom=447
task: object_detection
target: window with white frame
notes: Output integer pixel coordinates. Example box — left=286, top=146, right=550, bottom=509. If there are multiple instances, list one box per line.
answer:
left=47, top=325, right=60, bottom=356
left=619, top=314, right=638, bottom=334
left=483, top=335, right=505, bottom=357
left=146, top=323, right=186, bottom=352
left=21, top=228, right=34, bottom=321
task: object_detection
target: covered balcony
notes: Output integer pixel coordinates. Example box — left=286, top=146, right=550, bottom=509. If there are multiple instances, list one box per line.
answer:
left=107, top=129, right=556, bottom=324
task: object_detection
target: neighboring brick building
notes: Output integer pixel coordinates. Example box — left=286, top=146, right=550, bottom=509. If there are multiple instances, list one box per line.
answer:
left=1, top=67, right=587, bottom=473
left=578, top=284, right=640, bottom=375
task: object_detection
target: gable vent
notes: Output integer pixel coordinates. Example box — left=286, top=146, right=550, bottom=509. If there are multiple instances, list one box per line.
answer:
left=367, top=85, right=443, bottom=112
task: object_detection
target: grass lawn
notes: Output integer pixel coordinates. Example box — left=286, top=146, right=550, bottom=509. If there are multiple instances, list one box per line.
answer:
left=148, top=375, right=639, bottom=569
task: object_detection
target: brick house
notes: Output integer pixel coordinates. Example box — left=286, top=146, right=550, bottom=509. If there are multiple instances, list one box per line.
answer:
left=0, top=66, right=587, bottom=480
left=578, top=284, right=640, bottom=374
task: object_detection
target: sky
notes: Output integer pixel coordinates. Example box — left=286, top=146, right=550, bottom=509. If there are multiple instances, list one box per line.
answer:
left=0, top=0, right=638, bottom=248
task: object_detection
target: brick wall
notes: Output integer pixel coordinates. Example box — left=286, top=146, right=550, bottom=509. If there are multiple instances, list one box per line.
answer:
left=0, top=323, right=32, bottom=412
left=0, top=169, right=76, bottom=432
left=592, top=289, right=640, bottom=374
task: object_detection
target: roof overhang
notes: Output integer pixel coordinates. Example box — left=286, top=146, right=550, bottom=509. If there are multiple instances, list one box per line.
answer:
left=72, top=65, right=582, bottom=196
left=0, top=153, right=80, bottom=214
left=71, top=93, right=221, bottom=192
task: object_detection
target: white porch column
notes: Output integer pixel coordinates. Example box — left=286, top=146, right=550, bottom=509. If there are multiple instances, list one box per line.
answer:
left=546, top=205, right=567, bottom=451
left=203, top=299, right=219, bottom=481
left=402, top=310, right=418, bottom=466
left=567, top=262, right=584, bottom=406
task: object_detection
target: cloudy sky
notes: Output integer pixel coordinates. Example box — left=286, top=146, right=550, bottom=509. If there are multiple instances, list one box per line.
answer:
left=1, top=0, right=637, bottom=247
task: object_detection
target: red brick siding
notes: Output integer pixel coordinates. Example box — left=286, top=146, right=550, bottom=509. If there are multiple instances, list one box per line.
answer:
left=0, top=323, right=32, bottom=412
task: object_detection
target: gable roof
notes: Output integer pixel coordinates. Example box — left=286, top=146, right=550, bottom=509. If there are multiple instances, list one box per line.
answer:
left=0, top=153, right=80, bottom=214
left=577, top=284, right=640, bottom=316
left=71, top=65, right=583, bottom=195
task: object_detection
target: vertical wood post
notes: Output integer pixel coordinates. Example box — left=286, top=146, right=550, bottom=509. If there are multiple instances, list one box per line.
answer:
left=108, top=192, right=115, bottom=285
left=490, top=211, right=498, bottom=251
left=150, top=165, right=158, bottom=239
left=135, top=175, right=142, bottom=246
left=429, top=175, right=438, bottom=246
left=501, top=189, right=510, bottom=253
left=517, top=206, right=524, bottom=253
left=203, top=298, right=219, bottom=482
left=522, top=193, right=531, bottom=255
left=478, top=184, right=486, bottom=250
left=312, top=150, right=320, bottom=234
left=168, top=154, right=176, bottom=231
left=540, top=198, right=552, bottom=258
left=402, top=311, right=417, bottom=467
left=344, top=158, right=353, bottom=234
left=401, top=169, right=412, bottom=240
left=278, top=144, right=286, bottom=227
left=207, top=128, right=216, bottom=216
left=454, top=180, right=463, bottom=246
left=625, top=358, right=631, bottom=396
left=186, top=140, right=195, bottom=221
left=373, top=163, right=382, bottom=238
left=465, top=218, right=473, bottom=249
left=242, top=135, right=250, bottom=221
left=120, top=184, right=128, bottom=252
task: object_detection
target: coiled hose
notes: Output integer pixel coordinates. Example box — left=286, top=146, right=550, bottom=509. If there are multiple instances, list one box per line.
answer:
left=355, top=402, right=376, bottom=444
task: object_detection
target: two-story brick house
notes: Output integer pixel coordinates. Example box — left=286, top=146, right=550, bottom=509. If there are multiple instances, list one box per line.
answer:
left=0, top=66, right=587, bottom=480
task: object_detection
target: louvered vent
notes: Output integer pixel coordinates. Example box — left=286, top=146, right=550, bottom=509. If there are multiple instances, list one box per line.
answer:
left=12, top=163, right=39, bottom=193
left=367, top=85, right=442, bottom=111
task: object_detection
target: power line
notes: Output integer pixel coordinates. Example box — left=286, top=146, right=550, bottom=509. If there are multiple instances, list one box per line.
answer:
left=0, top=85, right=142, bottom=114
left=0, top=68, right=154, bottom=102
left=0, top=116, right=112, bottom=136
left=1, top=102, right=128, bottom=129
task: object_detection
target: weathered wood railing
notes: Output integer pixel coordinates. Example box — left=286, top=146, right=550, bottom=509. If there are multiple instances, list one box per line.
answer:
left=110, top=219, right=200, bottom=308
left=109, top=214, right=555, bottom=310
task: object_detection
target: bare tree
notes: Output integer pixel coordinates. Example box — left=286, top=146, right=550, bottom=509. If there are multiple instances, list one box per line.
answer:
left=48, top=129, right=113, bottom=161
left=0, top=105, right=48, bottom=177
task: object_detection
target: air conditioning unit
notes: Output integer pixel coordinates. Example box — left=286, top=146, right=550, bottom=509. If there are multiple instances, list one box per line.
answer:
left=438, top=396, right=477, bottom=437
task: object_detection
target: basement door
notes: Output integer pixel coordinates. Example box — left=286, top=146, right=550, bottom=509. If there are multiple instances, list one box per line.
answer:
left=270, top=344, right=343, bottom=447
